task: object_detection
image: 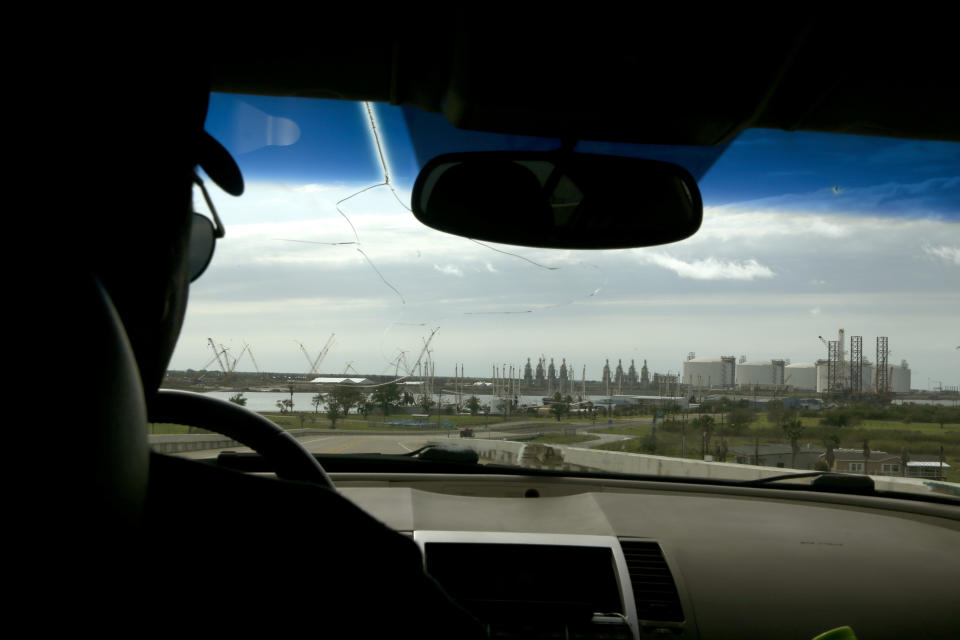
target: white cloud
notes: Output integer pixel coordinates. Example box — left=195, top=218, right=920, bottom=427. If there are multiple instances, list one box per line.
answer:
left=433, top=264, right=464, bottom=277
left=293, top=184, right=337, bottom=193
left=172, top=179, right=960, bottom=386
left=638, top=252, right=775, bottom=280
left=923, top=245, right=960, bottom=265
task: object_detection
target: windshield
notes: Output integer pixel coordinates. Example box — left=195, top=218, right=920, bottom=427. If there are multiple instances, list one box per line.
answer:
left=159, top=93, right=959, bottom=492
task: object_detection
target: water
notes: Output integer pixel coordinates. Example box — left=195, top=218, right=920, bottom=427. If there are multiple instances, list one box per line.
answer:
left=194, top=391, right=641, bottom=413
left=892, top=398, right=960, bottom=407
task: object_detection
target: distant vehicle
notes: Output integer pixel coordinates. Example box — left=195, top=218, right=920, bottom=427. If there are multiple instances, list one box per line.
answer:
left=459, top=428, right=475, bottom=438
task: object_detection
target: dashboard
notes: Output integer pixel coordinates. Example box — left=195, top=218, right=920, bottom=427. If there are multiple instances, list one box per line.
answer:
left=333, top=473, right=960, bottom=640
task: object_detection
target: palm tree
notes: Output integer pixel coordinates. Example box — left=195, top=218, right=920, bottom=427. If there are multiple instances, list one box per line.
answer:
left=782, top=416, right=805, bottom=469
left=822, top=429, right=841, bottom=470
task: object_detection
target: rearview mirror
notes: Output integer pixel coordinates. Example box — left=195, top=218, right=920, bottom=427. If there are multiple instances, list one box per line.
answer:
left=411, top=152, right=702, bottom=249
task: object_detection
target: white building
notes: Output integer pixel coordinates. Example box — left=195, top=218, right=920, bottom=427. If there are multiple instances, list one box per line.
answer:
left=785, top=362, right=817, bottom=391
left=735, top=360, right=786, bottom=389
left=682, top=356, right=736, bottom=389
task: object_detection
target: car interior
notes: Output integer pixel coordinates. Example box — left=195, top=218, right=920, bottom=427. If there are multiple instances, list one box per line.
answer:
left=59, top=17, right=958, bottom=640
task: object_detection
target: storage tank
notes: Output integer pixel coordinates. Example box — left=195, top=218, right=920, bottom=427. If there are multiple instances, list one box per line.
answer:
left=816, top=360, right=829, bottom=393
left=785, top=363, right=817, bottom=391
left=890, top=362, right=911, bottom=393
left=736, top=360, right=786, bottom=389
left=682, top=356, right=736, bottom=389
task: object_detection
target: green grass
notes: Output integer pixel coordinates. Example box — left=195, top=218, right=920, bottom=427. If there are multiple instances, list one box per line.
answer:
left=528, top=433, right=598, bottom=445
left=591, top=420, right=960, bottom=483
left=750, top=414, right=960, bottom=434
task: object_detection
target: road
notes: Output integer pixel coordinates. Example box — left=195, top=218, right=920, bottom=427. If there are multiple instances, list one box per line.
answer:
left=170, top=418, right=650, bottom=460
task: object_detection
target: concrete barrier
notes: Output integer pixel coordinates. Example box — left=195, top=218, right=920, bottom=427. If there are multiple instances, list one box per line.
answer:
left=433, top=438, right=950, bottom=494
left=148, top=427, right=455, bottom=453
left=149, top=433, right=244, bottom=453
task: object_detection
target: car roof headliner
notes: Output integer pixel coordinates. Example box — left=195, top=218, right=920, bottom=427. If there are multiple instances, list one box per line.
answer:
left=211, top=17, right=958, bottom=146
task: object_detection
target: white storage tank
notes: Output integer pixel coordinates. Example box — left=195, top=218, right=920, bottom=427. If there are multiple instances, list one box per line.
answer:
left=847, top=362, right=875, bottom=393
left=682, top=357, right=736, bottom=389
left=816, top=361, right=829, bottom=393
left=785, top=363, right=817, bottom=391
left=890, top=363, right=911, bottom=393
left=736, top=360, right=786, bottom=388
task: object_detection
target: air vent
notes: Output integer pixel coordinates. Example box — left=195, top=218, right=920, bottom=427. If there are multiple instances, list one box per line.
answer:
left=619, top=540, right=684, bottom=622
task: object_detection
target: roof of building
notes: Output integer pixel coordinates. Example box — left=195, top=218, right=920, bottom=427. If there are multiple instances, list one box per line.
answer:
left=832, top=449, right=908, bottom=462
left=731, top=444, right=824, bottom=456
left=308, top=377, right=372, bottom=385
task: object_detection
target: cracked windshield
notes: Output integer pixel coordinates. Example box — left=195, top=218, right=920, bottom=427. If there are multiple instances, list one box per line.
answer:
left=161, top=93, right=960, bottom=487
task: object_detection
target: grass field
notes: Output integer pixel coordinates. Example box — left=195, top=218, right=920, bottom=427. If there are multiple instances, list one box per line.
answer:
left=593, top=416, right=960, bottom=483
left=528, top=433, right=598, bottom=445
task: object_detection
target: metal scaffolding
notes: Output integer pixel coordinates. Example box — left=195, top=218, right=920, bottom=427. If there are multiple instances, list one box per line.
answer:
left=876, top=337, right=889, bottom=394
left=827, top=340, right=843, bottom=393
left=850, top=335, right=863, bottom=394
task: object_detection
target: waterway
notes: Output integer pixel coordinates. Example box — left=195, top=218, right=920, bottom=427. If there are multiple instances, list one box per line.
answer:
left=187, top=390, right=658, bottom=414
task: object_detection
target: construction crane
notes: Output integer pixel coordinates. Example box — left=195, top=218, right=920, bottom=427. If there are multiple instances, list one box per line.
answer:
left=243, top=343, right=262, bottom=378
left=207, top=338, right=230, bottom=374
left=296, top=334, right=335, bottom=378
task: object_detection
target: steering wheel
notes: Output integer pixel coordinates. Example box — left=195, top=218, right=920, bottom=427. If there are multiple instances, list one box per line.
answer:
left=149, top=389, right=334, bottom=488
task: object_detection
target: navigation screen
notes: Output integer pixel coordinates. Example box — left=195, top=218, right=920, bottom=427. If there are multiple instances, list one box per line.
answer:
left=424, top=543, right=623, bottom=622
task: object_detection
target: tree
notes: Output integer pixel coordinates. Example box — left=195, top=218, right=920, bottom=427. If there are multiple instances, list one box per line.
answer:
left=326, top=399, right=343, bottom=429
left=418, top=394, right=435, bottom=415
left=692, top=415, right=715, bottom=459
left=727, top=407, right=755, bottom=436
left=372, top=383, right=400, bottom=417
left=550, top=401, right=569, bottom=421
left=766, top=399, right=785, bottom=428
left=228, top=392, right=247, bottom=406
left=821, top=427, right=841, bottom=470
left=714, top=438, right=729, bottom=462
left=360, top=401, right=374, bottom=419
left=465, top=396, right=481, bottom=416
left=900, top=448, right=910, bottom=477
left=781, top=416, right=804, bottom=469
left=819, top=409, right=860, bottom=428
left=326, top=385, right=362, bottom=428
left=311, top=393, right=324, bottom=414
left=862, top=439, right=871, bottom=476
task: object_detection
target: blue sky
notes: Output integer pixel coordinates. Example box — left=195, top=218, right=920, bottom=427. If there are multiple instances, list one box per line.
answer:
left=176, top=94, right=960, bottom=389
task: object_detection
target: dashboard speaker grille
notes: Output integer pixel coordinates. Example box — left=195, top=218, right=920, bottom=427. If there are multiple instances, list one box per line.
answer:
left=619, top=540, right=684, bottom=622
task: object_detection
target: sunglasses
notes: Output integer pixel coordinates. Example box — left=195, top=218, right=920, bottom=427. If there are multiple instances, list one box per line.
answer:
left=188, top=173, right=226, bottom=282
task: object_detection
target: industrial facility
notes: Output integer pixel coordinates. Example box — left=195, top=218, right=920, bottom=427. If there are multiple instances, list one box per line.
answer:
left=682, top=330, right=912, bottom=395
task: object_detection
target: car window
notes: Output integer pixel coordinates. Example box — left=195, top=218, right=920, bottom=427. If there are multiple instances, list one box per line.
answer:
left=160, top=93, right=959, bottom=488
